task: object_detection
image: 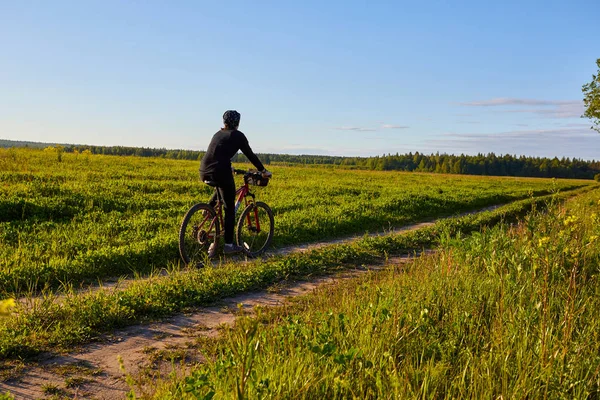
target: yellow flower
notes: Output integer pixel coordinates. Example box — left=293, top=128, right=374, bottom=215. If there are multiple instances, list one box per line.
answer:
left=538, top=237, right=550, bottom=247
left=564, top=215, right=578, bottom=226
left=0, top=298, right=15, bottom=317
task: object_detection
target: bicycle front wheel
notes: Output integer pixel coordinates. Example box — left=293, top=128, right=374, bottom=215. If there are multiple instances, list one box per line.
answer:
left=236, top=201, right=274, bottom=257
left=179, top=203, right=220, bottom=267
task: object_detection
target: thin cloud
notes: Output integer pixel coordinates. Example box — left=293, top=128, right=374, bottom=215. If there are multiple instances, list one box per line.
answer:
left=559, top=122, right=592, bottom=128
left=498, top=105, right=583, bottom=119
left=381, top=124, right=409, bottom=129
left=442, top=127, right=595, bottom=140
left=458, top=97, right=584, bottom=119
left=333, top=124, right=409, bottom=131
left=459, top=98, right=580, bottom=107
left=334, top=126, right=377, bottom=132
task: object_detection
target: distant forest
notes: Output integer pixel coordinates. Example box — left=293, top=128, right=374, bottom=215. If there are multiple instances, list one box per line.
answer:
left=2, top=138, right=599, bottom=180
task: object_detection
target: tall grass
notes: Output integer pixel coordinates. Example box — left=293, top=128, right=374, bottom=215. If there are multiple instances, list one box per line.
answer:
left=152, top=190, right=600, bottom=399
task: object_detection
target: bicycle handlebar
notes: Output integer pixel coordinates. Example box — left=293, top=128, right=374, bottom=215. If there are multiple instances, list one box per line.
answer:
left=234, top=168, right=271, bottom=176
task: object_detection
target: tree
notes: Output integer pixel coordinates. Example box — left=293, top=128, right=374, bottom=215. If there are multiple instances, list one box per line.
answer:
left=582, top=58, right=600, bottom=133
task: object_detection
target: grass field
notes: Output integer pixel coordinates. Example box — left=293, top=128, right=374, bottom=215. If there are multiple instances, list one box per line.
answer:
left=0, top=147, right=596, bottom=362
left=149, top=187, right=600, bottom=399
left=0, top=148, right=591, bottom=297
left=1, top=148, right=599, bottom=399
left=0, top=183, right=589, bottom=364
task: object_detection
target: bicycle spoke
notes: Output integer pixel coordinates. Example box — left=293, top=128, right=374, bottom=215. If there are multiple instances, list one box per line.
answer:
left=179, top=204, right=219, bottom=266
left=237, top=202, right=274, bottom=257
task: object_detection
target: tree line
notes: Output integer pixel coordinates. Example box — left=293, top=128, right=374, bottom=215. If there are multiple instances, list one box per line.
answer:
left=50, top=145, right=600, bottom=180
left=1, top=139, right=599, bottom=179
left=237, top=152, right=600, bottom=180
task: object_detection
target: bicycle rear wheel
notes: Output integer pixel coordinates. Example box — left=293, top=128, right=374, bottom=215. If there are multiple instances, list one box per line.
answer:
left=179, top=203, right=220, bottom=267
left=236, top=201, right=274, bottom=257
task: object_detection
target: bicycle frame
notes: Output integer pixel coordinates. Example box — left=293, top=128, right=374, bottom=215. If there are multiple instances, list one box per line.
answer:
left=211, top=178, right=261, bottom=238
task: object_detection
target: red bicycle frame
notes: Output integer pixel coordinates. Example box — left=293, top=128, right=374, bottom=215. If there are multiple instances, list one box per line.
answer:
left=235, top=182, right=261, bottom=234
left=210, top=172, right=262, bottom=238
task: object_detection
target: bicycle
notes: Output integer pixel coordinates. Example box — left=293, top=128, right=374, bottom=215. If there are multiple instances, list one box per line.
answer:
left=178, top=169, right=274, bottom=267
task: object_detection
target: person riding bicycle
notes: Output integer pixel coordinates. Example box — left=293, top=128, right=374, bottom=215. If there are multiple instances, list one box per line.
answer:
left=199, top=110, right=271, bottom=254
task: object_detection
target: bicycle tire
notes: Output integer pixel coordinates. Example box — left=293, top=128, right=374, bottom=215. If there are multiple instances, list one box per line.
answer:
left=236, top=201, right=274, bottom=257
left=179, top=203, right=220, bottom=267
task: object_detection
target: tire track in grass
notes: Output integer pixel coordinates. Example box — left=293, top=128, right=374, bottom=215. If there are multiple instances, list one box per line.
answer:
left=13, top=202, right=501, bottom=308
left=272, top=205, right=502, bottom=256
left=0, top=255, right=421, bottom=400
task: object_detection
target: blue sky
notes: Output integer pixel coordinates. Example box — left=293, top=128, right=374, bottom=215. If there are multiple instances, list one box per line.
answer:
left=1, top=0, right=599, bottom=159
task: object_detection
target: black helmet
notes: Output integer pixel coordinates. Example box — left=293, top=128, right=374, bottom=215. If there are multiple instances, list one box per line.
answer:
left=223, top=110, right=241, bottom=128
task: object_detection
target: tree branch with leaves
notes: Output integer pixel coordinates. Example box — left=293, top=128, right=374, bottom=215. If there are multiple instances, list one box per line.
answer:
left=582, top=58, right=600, bottom=133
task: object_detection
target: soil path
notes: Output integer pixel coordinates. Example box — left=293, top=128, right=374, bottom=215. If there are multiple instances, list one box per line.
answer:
left=1, top=204, right=502, bottom=399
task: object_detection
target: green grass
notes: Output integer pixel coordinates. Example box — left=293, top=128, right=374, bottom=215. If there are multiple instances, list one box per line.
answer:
left=0, top=188, right=589, bottom=362
left=0, top=148, right=592, bottom=296
left=1, top=147, right=598, bottom=400
left=149, top=189, right=600, bottom=399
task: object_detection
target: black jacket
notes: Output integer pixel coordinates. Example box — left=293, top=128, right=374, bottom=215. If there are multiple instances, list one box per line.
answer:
left=199, top=129, right=264, bottom=181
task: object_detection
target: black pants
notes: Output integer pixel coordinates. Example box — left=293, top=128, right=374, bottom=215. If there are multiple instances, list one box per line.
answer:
left=207, top=174, right=236, bottom=244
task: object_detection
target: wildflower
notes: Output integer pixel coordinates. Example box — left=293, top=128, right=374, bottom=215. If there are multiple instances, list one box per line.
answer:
left=0, top=298, right=15, bottom=317
left=538, top=237, right=550, bottom=247
left=564, top=215, right=578, bottom=226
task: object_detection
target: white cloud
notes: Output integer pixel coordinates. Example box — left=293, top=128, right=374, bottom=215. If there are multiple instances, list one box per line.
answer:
left=443, top=127, right=595, bottom=139
left=560, top=123, right=592, bottom=128
left=459, top=98, right=580, bottom=107
left=334, top=124, right=409, bottom=131
left=499, top=105, right=583, bottom=119
left=459, top=97, right=585, bottom=119
left=334, top=126, right=377, bottom=132
left=381, top=124, right=409, bottom=129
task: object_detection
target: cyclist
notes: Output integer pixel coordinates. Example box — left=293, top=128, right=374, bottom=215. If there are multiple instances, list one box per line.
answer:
left=199, top=110, right=271, bottom=255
